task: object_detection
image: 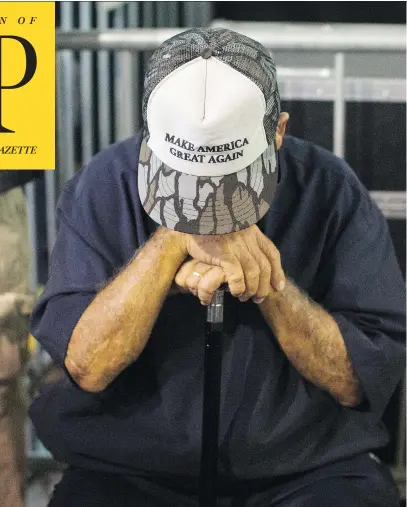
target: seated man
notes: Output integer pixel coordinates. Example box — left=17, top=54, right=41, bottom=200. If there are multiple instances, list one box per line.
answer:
left=30, top=28, right=405, bottom=506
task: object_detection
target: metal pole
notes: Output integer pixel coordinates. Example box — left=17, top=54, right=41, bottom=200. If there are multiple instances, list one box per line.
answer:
left=333, top=52, right=346, bottom=158
left=128, top=2, right=141, bottom=131
left=209, top=22, right=406, bottom=52
left=184, top=2, right=199, bottom=27
left=200, top=287, right=225, bottom=506
left=57, top=2, right=76, bottom=186
left=113, top=5, right=135, bottom=142
left=79, top=1, right=94, bottom=165
left=44, top=171, right=58, bottom=253
left=167, top=1, right=179, bottom=27
left=142, top=1, right=155, bottom=98
left=24, top=181, right=39, bottom=293
left=56, top=25, right=406, bottom=51
left=97, top=3, right=111, bottom=150
left=157, top=1, right=170, bottom=28
left=199, top=1, right=214, bottom=27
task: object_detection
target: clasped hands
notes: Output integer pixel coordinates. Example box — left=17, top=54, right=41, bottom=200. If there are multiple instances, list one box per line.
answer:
left=171, top=224, right=286, bottom=306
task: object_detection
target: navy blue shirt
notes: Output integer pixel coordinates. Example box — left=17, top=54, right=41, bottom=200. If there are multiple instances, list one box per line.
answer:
left=29, top=135, right=405, bottom=485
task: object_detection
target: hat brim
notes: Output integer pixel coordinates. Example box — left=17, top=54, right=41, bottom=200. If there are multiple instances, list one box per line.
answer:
left=138, top=138, right=278, bottom=235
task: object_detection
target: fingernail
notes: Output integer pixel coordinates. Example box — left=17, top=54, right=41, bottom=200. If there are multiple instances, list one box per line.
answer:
left=278, top=280, right=286, bottom=291
left=239, top=296, right=249, bottom=303
left=253, top=297, right=265, bottom=304
left=201, top=301, right=209, bottom=306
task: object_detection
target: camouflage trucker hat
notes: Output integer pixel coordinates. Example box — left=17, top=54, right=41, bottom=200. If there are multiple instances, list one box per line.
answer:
left=138, top=28, right=281, bottom=235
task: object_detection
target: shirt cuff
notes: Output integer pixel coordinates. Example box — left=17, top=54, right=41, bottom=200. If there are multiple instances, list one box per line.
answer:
left=332, top=312, right=405, bottom=418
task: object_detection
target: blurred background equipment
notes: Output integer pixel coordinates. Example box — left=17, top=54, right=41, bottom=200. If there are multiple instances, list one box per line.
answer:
left=22, top=2, right=405, bottom=505
left=0, top=184, right=36, bottom=507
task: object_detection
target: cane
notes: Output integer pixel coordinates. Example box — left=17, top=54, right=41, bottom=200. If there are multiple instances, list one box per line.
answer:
left=199, top=284, right=227, bottom=507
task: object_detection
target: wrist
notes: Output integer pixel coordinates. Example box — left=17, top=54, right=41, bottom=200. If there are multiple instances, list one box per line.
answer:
left=155, top=226, right=188, bottom=262
left=260, top=284, right=285, bottom=309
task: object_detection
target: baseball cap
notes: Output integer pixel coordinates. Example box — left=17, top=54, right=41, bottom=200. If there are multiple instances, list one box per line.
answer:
left=138, top=28, right=281, bottom=235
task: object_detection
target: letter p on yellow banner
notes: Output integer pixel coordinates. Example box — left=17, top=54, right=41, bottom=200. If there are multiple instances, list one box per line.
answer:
left=0, top=2, right=55, bottom=170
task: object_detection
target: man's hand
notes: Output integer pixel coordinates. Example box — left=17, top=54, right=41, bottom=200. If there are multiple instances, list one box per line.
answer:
left=178, top=225, right=285, bottom=302
left=175, top=259, right=226, bottom=305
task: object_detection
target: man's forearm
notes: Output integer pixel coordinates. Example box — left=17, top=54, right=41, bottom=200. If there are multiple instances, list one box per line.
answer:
left=65, top=227, right=186, bottom=392
left=260, top=280, right=363, bottom=406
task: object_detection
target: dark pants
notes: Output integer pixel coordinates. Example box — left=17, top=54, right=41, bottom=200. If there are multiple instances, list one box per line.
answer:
left=48, top=453, right=400, bottom=507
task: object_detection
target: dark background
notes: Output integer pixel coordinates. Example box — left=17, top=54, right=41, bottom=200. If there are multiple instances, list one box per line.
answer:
left=52, top=1, right=407, bottom=29
left=215, top=1, right=406, bottom=24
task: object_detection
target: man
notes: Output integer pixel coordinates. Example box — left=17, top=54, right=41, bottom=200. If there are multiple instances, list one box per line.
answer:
left=29, top=28, right=405, bottom=506
left=0, top=182, right=36, bottom=507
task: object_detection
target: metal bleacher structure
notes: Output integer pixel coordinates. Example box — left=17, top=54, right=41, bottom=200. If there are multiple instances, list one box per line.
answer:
left=25, top=1, right=406, bottom=497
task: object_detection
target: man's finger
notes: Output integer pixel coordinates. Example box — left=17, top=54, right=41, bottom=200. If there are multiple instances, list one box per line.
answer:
left=260, top=236, right=286, bottom=291
left=253, top=251, right=272, bottom=303
left=238, top=251, right=260, bottom=302
left=174, top=259, right=200, bottom=290
left=197, top=267, right=226, bottom=305
left=219, top=255, right=246, bottom=297
left=185, top=262, right=213, bottom=295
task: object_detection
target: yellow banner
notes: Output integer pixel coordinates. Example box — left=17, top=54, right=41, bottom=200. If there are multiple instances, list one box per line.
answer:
left=0, top=2, right=55, bottom=170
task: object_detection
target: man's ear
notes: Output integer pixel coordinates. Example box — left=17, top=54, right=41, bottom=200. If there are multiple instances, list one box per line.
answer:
left=275, top=112, right=289, bottom=150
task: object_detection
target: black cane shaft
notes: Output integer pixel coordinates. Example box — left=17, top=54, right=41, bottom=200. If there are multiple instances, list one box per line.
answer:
left=199, top=287, right=226, bottom=507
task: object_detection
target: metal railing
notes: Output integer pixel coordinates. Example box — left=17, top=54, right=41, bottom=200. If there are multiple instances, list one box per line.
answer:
left=51, top=24, right=406, bottom=214
left=56, top=23, right=406, bottom=52
left=54, top=22, right=406, bottom=159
